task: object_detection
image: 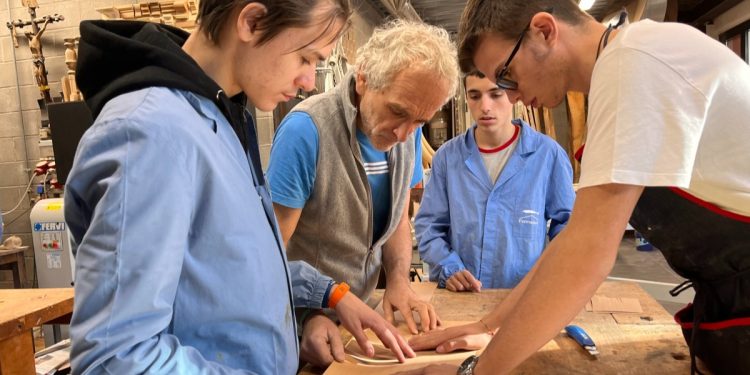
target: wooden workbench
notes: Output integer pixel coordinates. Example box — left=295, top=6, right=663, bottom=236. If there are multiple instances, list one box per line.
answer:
left=301, top=281, right=691, bottom=374
left=0, top=247, right=29, bottom=289
left=0, top=288, right=74, bottom=374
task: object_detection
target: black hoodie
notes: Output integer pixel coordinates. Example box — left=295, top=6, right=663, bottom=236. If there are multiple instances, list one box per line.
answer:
left=77, top=20, right=264, bottom=183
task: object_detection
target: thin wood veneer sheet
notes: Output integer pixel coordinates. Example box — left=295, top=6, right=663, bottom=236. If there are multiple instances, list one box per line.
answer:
left=323, top=357, right=469, bottom=375
left=325, top=284, right=472, bottom=373
left=585, top=295, right=643, bottom=313
left=323, top=320, right=479, bottom=374
left=344, top=338, right=478, bottom=365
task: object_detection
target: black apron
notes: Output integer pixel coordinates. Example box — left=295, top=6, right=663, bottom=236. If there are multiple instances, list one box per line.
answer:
left=630, top=187, right=750, bottom=375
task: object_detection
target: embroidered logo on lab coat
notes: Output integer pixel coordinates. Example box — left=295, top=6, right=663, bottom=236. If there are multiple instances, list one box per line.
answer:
left=518, top=210, right=539, bottom=225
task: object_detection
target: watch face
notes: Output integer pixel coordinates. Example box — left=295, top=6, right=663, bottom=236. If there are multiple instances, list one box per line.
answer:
left=458, top=355, right=478, bottom=375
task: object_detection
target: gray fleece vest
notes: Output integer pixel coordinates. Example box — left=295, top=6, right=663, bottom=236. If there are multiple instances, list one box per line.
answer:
left=285, top=72, right=415, bottom=303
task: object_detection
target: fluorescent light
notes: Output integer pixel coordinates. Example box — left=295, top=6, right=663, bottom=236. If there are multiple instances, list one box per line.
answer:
left=579, top=0, right=596, bottom=11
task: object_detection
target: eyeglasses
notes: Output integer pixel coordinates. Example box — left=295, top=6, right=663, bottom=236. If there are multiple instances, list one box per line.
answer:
left=495, top=23, right=529, bottom=91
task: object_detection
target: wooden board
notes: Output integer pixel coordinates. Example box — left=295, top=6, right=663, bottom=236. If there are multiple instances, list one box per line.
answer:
left=301, top=281, right=691, bottom=374
left=511, top=282, right=691, bottom=374
left=566, top=91, right=587, bottom=182
left=0, top=288, right=74, bottom=375
left=0, top=330, right=35, bottom=375
left=0, top=247, right=29, bottom=288
left=431, top=288, right=509, bottom=321
left=325, top=320, right=478, bottom=375
left=543, top=107, right=556, bottom=140
left=323, top=357, right=467, bottom=375
left=0, top=288, right=74, bottom=341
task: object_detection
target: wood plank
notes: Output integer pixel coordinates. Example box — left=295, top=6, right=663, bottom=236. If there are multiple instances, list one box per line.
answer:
left=550, top=100, right=574, bottom=166
left=0, top=248, right=29, bottom=288
left=0, top=329, right=35, bottom=375
left=566, top=91, right=587, bottom=181
left=324, top=357, right=467, bottom=375
left=0, top=288, right=74, bottom=341
left=528, top=106, right=538, bottom=131
left=325, top=320, right=478, bottom=374
left=514, top=325, right=690, bottom=374
left=324, top=353, right=471, bottom=375
left=543, top=107, right=556, bottom=140
left=431, top=288, right=509, bottom=321
left=302, top=282, right=691, bottom=374
left=606, top=282, right=677, bottom=325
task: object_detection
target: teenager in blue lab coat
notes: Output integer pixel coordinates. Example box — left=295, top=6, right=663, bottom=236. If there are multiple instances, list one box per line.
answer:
left=64, top=1, right=414, bottom=373
left=415, top=72, right=574, bottom=291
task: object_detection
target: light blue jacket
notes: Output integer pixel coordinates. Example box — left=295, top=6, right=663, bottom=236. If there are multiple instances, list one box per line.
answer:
left=65, top=87, right=332, bottom=374
left=415, top=121, right=575, bottom=289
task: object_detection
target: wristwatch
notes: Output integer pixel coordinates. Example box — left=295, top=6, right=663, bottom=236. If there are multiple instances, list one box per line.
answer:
left=457, top=355, right=480, bottom=375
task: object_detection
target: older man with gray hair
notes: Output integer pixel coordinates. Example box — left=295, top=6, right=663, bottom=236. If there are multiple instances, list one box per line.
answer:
left=267, top=20, right=458, bottom=366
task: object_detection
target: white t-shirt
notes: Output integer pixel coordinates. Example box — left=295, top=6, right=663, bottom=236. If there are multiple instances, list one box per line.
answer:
left=479, top=125, right=519, bottom=183
left=580, top=20, right=750, bottom=216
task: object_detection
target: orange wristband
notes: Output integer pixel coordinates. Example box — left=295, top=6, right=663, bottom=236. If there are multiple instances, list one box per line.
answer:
left=328, top=282, right=350, bottom=309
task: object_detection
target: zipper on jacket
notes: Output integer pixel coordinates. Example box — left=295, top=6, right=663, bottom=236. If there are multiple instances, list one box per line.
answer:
left=352, top=130, right=375, bottom=276
left=363, top=171, right=375, bottom=290
left=364, top=246, right=375, bottom=290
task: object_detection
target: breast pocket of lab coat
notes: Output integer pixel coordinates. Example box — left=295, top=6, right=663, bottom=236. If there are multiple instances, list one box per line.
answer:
left=512, top=194, right=545, bottom=239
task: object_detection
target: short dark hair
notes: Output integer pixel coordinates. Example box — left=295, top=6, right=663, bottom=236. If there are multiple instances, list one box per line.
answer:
left=197, top=0, right=351, bottom=47
left=462, top=70, right=485, bottom=90
left=457, top=0, right=590, bottom=73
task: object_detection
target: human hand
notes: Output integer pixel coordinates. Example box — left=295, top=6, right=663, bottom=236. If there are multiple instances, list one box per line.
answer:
left=394, top=363, right=459, bottom=375
left=334, top=290, right=415, bottom=362
left=409, top=321, right=491, bottom=352
left=445, top=270, right=482, bottom=292
left=383, top=282, right=440, bottom=334
left=300, top=313, right=345, bottom=367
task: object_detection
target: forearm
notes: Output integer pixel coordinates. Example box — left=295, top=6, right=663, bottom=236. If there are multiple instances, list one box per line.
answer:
left=383, top=208, right=414, bottom=287
left=476, top=229, right=615, bottom=374
left=474, top=185, right=642, bottom=374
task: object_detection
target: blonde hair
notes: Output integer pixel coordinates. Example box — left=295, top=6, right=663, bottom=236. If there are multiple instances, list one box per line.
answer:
left=355, top=20, right=458, bottom=101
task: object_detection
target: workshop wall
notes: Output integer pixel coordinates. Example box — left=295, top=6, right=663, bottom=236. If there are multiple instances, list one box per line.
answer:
left=0, top=0, right=95, bottom=288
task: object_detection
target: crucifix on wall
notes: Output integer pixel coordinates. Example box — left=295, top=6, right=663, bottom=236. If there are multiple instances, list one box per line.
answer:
left=6, top=0, right=64, bottom=103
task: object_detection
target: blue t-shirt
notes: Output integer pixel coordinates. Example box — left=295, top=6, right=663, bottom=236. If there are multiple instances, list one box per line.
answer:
left=267, top=112, right=423, bottom=242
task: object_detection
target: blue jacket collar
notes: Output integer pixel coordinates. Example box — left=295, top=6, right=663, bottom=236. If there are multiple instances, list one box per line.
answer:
left=462, top=119, right=538, bottom=159
left=461, top=119, right=539, bottom=189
